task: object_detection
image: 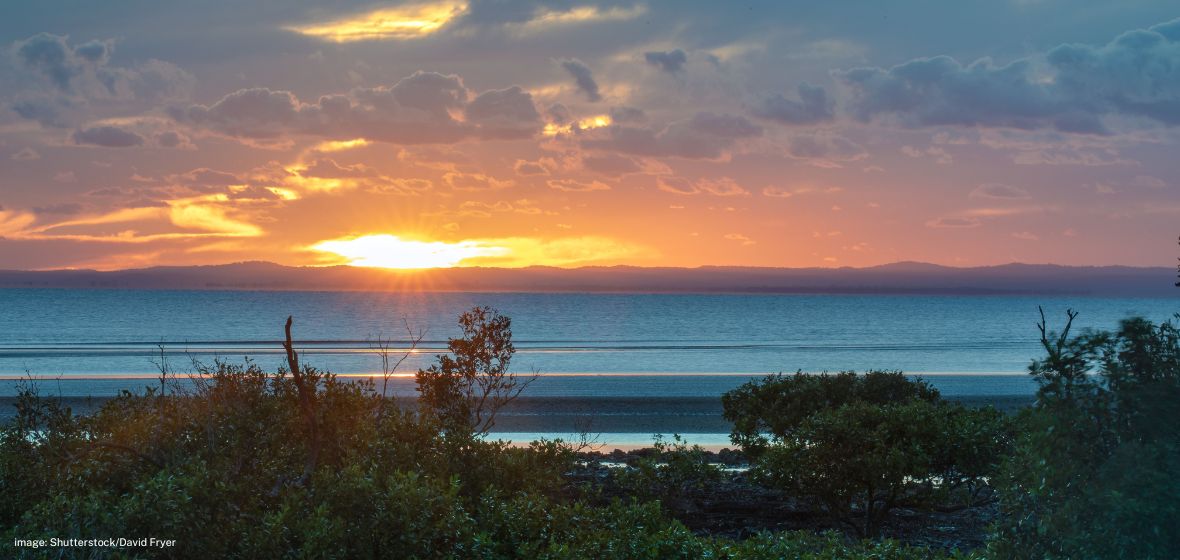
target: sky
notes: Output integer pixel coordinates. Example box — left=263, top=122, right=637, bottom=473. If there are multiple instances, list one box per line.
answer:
left=0, top=1, right=1178, bottom=270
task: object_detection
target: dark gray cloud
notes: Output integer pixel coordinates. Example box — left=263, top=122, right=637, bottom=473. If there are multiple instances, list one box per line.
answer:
left=154, top=130, right=190, bottom=148
left=170, top=168, right=241, bottom=186
left=176, top=88, right=301, bottom=138
left=1047, top=19, right=1180, bottom=125
left=11, top=33, right=191, bottom=101
left=72, top=40, right=112, bottom=64
left=10, top=97, right=72, bottom=127
left=583, top=112, right=762, bottom=160
left=644, top=49, right=687, bottom=74
left=559, top=58, right=602, bottom=102
left=174, top=71, right=542, bottom=144
left=383, top=72, right=466, bottom=117
left=14, top=33, right=87, bottom=91
left=836, top=18, right=1180, bottom=133
left=6, top=33, right=193, bottom=128
left=608, top=105, right=646, bottom=124
left=72, top=125, right=145, bottom=147
left=581, top=154, right=640, bottom=177
left=546, top=102, right=573, bottom=125
left=836, top=56, right=1094, bottom=132
left=751, top=83, right=834, bottom=125
left=465, top=86, right=542, bottom=139
left=784, top=133, right=867, bottom=165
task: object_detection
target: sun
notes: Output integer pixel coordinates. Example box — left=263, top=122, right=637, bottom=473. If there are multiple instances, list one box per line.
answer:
left=311, top=234, right=508, bottom=269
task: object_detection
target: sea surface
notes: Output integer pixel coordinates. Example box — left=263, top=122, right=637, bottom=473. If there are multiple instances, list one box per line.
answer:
left=1, top=289, right=1174, bottom=399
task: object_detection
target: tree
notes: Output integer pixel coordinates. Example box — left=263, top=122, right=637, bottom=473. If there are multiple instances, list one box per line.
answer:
left=722, top=370, right=941, bottom=456
left=724, top=371, right=1008, bottom=537
left=989, top=311, right=1180, bottom=559
left=416, top=306, right=535, bottom=436
left=369, top=319, right=424, bottom=419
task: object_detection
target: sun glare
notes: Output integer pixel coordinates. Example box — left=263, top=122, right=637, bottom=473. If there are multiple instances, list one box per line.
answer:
left=287, top=2, right=467, bottom=42
left=311, top=234, right=509, bottom=269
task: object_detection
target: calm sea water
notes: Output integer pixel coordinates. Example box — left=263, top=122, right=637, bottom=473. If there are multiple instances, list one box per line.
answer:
left=0, top=289, right=1175, bottom=398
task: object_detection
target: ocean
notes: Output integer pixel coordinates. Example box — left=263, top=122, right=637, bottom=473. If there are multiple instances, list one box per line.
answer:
left=1, top=288, right=1174, bottom=395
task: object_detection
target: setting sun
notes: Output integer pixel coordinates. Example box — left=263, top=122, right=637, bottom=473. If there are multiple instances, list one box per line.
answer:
left=311, top=234, right=508, bottom=269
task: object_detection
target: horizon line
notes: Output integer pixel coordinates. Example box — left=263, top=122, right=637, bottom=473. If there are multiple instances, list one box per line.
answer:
left=3, top=259, right=1174, bottom=274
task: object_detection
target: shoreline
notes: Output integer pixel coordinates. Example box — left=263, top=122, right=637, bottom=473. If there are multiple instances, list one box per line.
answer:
left=0, top=394, right=1035, bottom=448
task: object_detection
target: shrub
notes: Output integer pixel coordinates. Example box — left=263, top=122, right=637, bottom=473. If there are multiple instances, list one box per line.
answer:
left=725, top=531, right=978, bottom=559
left=724, top=371, right=1009, bottom=537
left=0, top=309, right=976, bottom=559
left=989, top=311, right=1180, bottom=559
left=614, top=434, right=723, bottom=512
left=416, top=306, right=534, bottom=436
left=722, top=370, right=940, bottom=456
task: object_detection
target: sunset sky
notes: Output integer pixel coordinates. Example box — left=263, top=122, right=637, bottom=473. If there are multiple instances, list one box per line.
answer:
left=1, top=1, right=1178, bottom=270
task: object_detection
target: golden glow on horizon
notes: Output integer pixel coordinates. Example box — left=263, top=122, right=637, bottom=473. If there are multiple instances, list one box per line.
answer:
left=287, top=2, right=467, bottom=42
left=312, top=233, right=654, bottom=269
left=543, top=114, right=612, bottom=136
left=312, top=234, right=509, bottom=269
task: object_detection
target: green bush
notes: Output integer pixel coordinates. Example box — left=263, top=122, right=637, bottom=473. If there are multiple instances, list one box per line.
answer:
left=416, top=306, right=532, bottom=436
left=614, top=434, right=723, bottom=511
left=722, top=370, right=941, bottom=456
left=724, top=371, right=1009, bottom=537
left=724, top=531, right=978, bottom=559
left=0, top=308, right=977, bottom=559
left=989, top=312, right=1180, bottom=559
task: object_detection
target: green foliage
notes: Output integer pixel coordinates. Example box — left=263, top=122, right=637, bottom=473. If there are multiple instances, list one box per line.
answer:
left=0, top=308, right=977, bottom=559
left=725, top=531, right=979, bottom=559
left=0, top=309, right=573, bottom=559
left=615, top=434, right=723, bottom=510
left=0, top=379, right=81, bottom=525
left=416, top=306, right=533, bottom=436
left=989, top=312, right=1180, bottom=559
left=722, top=370, right=941, bottom=456
left=725, top=371, right=1009, bottom=537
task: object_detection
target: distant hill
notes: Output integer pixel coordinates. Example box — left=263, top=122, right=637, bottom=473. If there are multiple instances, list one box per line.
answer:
left=0, top=262, right=1175, bottom=296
